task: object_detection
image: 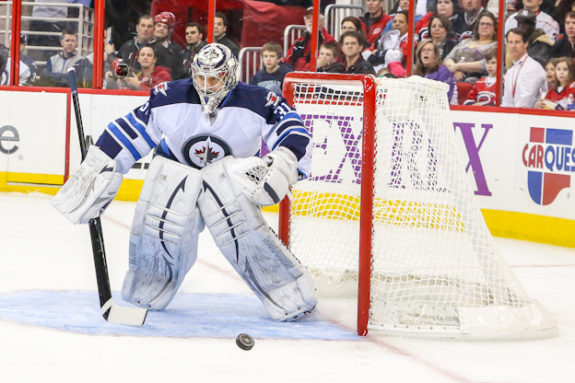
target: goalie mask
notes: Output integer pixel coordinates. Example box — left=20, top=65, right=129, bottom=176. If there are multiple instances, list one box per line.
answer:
left=191, top=43, right=238, bottom=114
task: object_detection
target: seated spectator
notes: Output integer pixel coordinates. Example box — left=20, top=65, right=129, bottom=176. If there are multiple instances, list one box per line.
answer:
left=464, top=47, right=498, bottom=105
left=316, top=41, right=345, bottom=73
left=502, top=28, right=547, bottom=108
left=41, top=30, right=90, bottom=87
left=413, top=0, right=462, bottom=42
left=444, top=11, right=497, bottom=82
left=118, top=15, right=155, bottom=72
left=414, top=39, right=458, bottom=104
left=108, top=45, right=171, bottom=91
left=505, top=0, right=560, bottom=42
left=364, top=11, right=410, bottom=74
left=428, top=15, right=458, bottom=59
left=552, top=0, right=575, bottom=35
left=544, top=57, right=560, bottom=90
left=18, top=33, right=38, bottom=84
left=153, top=12, right=184, bottom=79
left=340, top=31, right=376, bottom=75
left=3, top=33, right=37, bottom=86
left=551, top=11, right=575, bottom=59
left=340, top=16, right=368, bottom=49
left=509, top=10, right=553, bottom=68
left=451, top=0, right=484, bottom=41
left=249, top=42, right=292, bottom=96
left=182, top=22, right=206, bottom=75
left=535, top=57, right=575, bottom=109
left=214, top=12, right=239, bottom=58
left=283, top=8, right=335, bottom=71
left=435, top=0, right=461, bottom=24
left=341, top=16, right=364, bottom=36
left=360, top=0, right=392, bottom=46
left=384, top=0, right=430, bottom=36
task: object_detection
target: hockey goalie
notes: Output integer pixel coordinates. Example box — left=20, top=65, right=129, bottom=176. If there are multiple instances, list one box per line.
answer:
left=52, top=43, right=317, bottom=322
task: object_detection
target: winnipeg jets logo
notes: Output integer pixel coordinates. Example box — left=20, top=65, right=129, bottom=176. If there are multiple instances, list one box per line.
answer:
left=182, top=135, right=232, bottom=169
left=265, top=91, right=280, bottom=107
left=198, top=46, right=224, bottom=68
left=195, top=145, right=220, bottom=164
left=153, top=82, right=169, bottom=96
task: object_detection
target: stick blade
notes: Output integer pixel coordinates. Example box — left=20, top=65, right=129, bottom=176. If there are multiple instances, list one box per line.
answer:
left=102, top=299, right=148, bottom=326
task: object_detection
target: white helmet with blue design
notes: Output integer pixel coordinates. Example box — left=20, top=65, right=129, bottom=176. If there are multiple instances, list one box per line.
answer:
left=191, top=43, right=238, bottom=114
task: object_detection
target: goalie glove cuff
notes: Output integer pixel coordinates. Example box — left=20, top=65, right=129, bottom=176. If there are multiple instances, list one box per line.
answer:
left=51, top=146, right=123, bottom=224
left=227, top=147, right=299, bottom=207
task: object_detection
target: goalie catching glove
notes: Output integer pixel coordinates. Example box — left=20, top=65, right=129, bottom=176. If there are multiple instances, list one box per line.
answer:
left=51, top=146, right=123, bottom=224
left=231, top=146, right=299, bottom=206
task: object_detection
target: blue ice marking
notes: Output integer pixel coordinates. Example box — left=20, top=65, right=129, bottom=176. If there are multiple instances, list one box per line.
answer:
left=0, top=290, right=361, bottom=340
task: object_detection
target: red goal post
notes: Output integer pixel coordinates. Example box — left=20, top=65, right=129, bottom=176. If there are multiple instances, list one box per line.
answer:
left=280, top=73, right=377, bottom=335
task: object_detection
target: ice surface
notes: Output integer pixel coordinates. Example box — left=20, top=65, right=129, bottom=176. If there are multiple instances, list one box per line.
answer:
left=0, top=193, right=573, bottom=383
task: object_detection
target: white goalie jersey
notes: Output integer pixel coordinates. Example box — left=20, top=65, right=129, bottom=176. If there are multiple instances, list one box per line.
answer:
left=94, top=79, right=312, bottom=177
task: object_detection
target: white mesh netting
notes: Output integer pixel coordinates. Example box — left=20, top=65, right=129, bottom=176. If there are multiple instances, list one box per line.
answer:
left=285, top=75, right=556, bottom=339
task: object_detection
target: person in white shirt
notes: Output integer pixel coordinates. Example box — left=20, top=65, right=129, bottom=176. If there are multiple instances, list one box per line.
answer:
left=505, top=0, right=560, bottom=42
left=502, top=28, right=548, bottom=108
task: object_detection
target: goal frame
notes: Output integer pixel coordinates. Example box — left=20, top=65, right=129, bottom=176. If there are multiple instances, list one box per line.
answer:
left=280, top=72, right=377, bottom=336
left=279, top=73, right=557, bottom=340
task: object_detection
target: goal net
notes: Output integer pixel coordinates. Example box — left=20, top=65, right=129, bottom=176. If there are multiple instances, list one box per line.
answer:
left=280, top=73, right=557, bottom=339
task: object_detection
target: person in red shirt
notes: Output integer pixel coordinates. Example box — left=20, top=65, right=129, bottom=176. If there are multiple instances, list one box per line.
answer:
left=464, top=48, right=498, bottom=105
left=536, top=57, right=575, bottom=110
left=283, top=8, right=335, bottom=71
left=119, top=45, right=172, bottom=91
left=360, top=0, right=392, bottom=46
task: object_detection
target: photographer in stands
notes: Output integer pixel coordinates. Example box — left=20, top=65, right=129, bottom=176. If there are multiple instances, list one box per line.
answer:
left=118, top=14, right=155, bottom=73
left=108, top=45, right=171, bottom=91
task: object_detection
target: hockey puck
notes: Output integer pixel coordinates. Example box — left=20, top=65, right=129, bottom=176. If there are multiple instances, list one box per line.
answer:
left=236, top=333, right=255, bottom=351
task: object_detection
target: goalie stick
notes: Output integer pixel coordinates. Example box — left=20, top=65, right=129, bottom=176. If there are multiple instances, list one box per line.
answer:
left=68, top=68, right=147, bottom=326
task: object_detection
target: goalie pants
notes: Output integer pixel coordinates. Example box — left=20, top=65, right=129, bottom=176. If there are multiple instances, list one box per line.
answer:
left=122, top=156, right=317, bottom=321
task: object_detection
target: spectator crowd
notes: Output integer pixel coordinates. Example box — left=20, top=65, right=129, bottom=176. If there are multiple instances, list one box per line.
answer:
left=1, top=0, right=575, bottom=110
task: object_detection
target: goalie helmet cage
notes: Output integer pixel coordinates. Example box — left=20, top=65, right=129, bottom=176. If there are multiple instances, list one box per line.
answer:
left=279, top=72, right=557, bottom=339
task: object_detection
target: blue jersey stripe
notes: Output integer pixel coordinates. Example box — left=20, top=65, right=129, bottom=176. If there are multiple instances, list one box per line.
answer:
left=125, top=112, right=156, bottom=149
left=95, top=130, right=123, bottom=159
left=273, top=127, right=310, bottom=149
left=282, top=112, right=301, bottom=122
left=272, top=131, right=310, bottom=160
left=107, top=123, right=141, bottom=161
left=275, top=119, right=307, bottom=136
left=116, top=117, right=138, bottom=139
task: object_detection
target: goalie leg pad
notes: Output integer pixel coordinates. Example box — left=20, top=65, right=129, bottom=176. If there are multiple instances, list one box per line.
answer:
left=121, top=156, right=204, bottom=310
left=51, top=145, right=123, bottom=224
left=199, top=157, right=317, bottom=321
